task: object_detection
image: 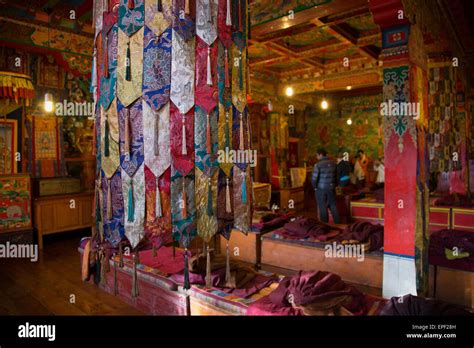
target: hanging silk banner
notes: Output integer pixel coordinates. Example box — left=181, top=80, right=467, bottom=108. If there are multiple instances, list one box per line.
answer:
left=195, top=168, right=218, bottom=242
left=101, top=101, right=120, bottom=179
left=172, top=0, right=196, bottom=41
left=118, top=0, right=144, bottom=36
left=231, top=0, right=247, bottom=50
left=93, top=0, right=103, bottom=40
left=145, top=0, right=172, bottom=37
left=117, top=27, right=144, bottom=107
left=231, top=43, right=246, bottom=113
left=170, top=29, right=195, bottom=115
left=233, top=166, right=251, bottom=233
left=217, top=0, right=232, bottom=48
left=100, top=25, right=118, bottom=110
left=143, top=26, right=172, bottom=112
left=232, top=106, right=250, bottom=170
left=196, top=0, right=218, bottom=46
left=121, top=165, right=145, bottom=249
left=195, top=106, right=218, bottom=176
left=103, top=0, right=120, bottom=33
left=171, top=172, right=196, bottom=248
left=118, top=98, right=144, bottom=177
left=195, top=38, right=218, bottom=112
left=143, top=100, right=172, bottom=247
left=101, top=170, right=125, bottom=247
left=145, top=166, right=172, bottom=247
left=217, top=167, right=233, bottom=239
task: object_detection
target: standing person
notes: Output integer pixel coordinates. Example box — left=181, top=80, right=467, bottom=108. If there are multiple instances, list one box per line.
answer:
left=373, top=157, right=385, bottom=189
left=311, top=148, right=340, bottom=224
left=354, top=149, right=368, bottom=189
left=336, top=153, right=351, bottom=187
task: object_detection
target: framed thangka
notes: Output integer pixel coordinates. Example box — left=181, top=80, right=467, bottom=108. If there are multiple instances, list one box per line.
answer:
left=0, top=174, right=32, bottom=231
left=0, top=118, right=18, bottom=174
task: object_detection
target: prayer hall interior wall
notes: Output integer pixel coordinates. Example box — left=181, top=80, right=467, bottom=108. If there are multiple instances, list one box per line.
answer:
left=306, top=92, right=383, bottom=163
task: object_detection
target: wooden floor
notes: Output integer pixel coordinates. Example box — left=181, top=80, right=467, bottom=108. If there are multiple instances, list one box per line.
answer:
left=0, top=231, right=143, bottom=315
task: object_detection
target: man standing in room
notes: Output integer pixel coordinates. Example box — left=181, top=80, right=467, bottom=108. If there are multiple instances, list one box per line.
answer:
left=311, top=148, right=340, bottom=224
left=354, top=149, right=368, bottom=189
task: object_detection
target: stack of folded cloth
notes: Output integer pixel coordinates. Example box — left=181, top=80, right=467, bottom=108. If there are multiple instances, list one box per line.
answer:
left=251, top=210, right=296, bottom=233
left=335, top=221, right=384, bottom=252
left=429, top=229, right=474, bottom=272
left=275, top=217, right=342, bottom=242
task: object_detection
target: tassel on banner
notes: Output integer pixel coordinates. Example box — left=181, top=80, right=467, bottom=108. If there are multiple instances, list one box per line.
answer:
left=182, top=180, right=188, bottom=219
left=113, top=256, right=118, bottom=295
left=125, top=40, right=131, bottom=81
left=181, top=115, right=187, bottom=155
left=104, top=36, right=109, bottom=78
left=224, top=49, right=230, bottom=88
left=128, top=0, right=135, bottom=10
left=207, top=47, right=213, bottom=86
left=226, top=0, right=232, bottom=26
left=103, top=0, right=108, bottom=13
left=225, top=241, right=232, bottom=287
left=96, top=178, right=102, bottom=221
left=124, top=109, right=131, bottom=156
left=119, top=242, right=124, bottom=268
left=225, top=177, right=231, bottom=213
left=184, top=248, right=190, bottom=290
left=157, top=0, right=162, bottom=12
left=104, top=115, right=110, bottom=157
left=131, top=251, right=139, bottom=298
left=246, top=110, right=251, bottom=148
left=238, top=51, right=243, bottom=91
left=107, top=179, right=112, bottom=220
left=154, top=111, right=160, bottom=156
left=239, top=112, right=244, bottom=151
left=242, top=172, right=247, bottom=204
left=152, top=243, right=157, bottom=257
left=155, top=176, right=162, bottom=218
left=184, top=0, right=190, bottom=14
left=127, top=179, right=135, bottom=222
left=205, top=243, right=212, bottom=289
left=207, top=177, right=213, bottom=216
left=225, top=111, right=230, bottom=149
left=206, top=113, right=212, bottom=154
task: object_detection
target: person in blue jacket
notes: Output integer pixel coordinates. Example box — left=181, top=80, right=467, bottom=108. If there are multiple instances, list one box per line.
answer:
left=311, top=148, right=340, bottom=224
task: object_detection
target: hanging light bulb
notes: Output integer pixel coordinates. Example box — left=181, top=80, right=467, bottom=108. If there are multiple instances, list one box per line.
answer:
left=346, top=86, right=352, bottom=90
left=321, top=98, right=328, bottom=110
left=44, top=93, right=54, bottom=113
left=346, top=118, right=352, bottom=125
left=285, top=86, right=294, bottom=97
left=267, top=99, right=273, bottom=111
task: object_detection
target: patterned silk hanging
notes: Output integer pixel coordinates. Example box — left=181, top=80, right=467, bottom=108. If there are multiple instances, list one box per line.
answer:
left=172, top=0, right=196, bottom=41
left=121, top=165, right=145, bottom=249
left=145, top=0, right=172, bottom=36
left=170, top=29, right=195, bottom=115
left=171, top=172, right=196, bottom=248
left=231, top=0, right=247, bottom=51
left=143, top=100, right=172, bottom=248
left=101, top=101, right=120, bottom=180
left=195, top=168, right=218, bottom=242
left=233, top=166, right=251, bottom=233
left=100, top=25, right=118, bottom=110
left=196, top=0, right=218, bottom=46
left=118, top=98, right=144, bottom=177
left=194, top=106, right=218, bottom=243
left=145, top=166, right=172, bottom=247
left=143, top=27, right=172, bottom=112
left=101, top=170, right=125, bottom=247
left=117, top=28, right=144, bottom=107
left=118, top=0, right=144, bottom=36
left=231, top=43, right=246, bottom=113
left=218, top=0, right=232, bottom=48
left=93, top=0, right=103, bottom=41
left=103, top=0, right=120, bottom=33
left=217, top=167, right=233, bottom=239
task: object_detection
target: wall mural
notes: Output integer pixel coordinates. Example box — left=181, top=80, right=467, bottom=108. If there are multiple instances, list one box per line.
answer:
left=306, top=94, right=383, bottom=162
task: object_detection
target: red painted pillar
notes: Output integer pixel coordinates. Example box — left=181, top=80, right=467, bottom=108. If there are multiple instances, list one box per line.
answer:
left=370, top=0, right=430, bottom=297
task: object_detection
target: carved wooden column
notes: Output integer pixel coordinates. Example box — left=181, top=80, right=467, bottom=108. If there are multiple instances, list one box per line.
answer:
left=370, top=0, right=430, bottom=297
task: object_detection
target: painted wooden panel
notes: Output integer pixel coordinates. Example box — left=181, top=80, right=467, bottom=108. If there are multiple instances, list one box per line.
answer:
left=452, top=208, right=474, bottom=232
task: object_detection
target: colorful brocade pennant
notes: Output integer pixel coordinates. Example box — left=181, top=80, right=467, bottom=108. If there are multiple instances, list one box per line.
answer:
left=101, top=170, right=125, bottom=247
left=143, top=27, right=172, bottom=112
left=121, top=165, right=145, bottom=249
left=118, top=0, right=144, bottom=36
left=172, top=0, right=196, bottom=41
left=100, top=25, right=118, bottom=110
left=171, top=172, right=196, bottom=248
left=145, top=0, right=172, bottom=37
left=117, top=28, right=144, bottom=107
left=195, top=168, right=218, bottom=242
left=233, top=166, right=251, bottom=233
